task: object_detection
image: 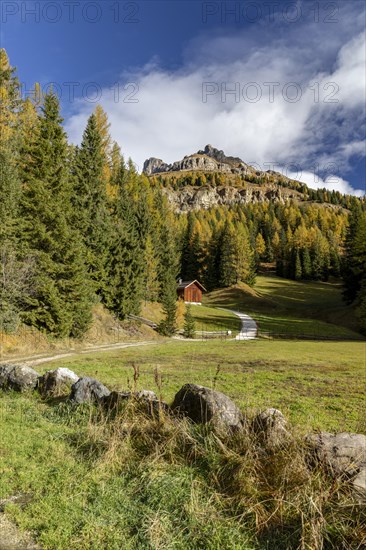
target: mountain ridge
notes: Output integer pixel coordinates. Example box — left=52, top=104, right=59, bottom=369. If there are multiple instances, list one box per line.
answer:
left=143, top=144, right=255, bottom=177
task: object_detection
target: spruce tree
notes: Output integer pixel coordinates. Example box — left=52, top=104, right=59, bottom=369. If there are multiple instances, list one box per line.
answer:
left=72, top=113, right=112, bottom=297
left=183, top=304, right=196, bottom=338
left=343, top=203, right=363, bottom=303
left=105, top=159, right=145, bottom=318
left=301, top=247, right=312, bottom=279
left=0, top=145, right=32, bottom=332
left=311, top=242, right=323, bottom=280
left=157, top=220, right=178, bottom=336
left=20, top=92, right=93, bottom=337
left=205, top=227, right=223, bottom=291
left=0, top=50, right=35, bottom=332
left=143, top=235, right=160, bottom=303
left=158, top=268, right=177, bottom=336
left=344, top=211, right=366, bottom=332
left=219, top=221, right=238, bottom=287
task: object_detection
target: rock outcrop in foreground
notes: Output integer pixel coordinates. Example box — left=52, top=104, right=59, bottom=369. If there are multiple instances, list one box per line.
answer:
left=38, top=368, right=79, bottom=396
left=0, top=364, right=39, bottom=392
left=69, top=377, right=111, bottom=404
left=307, top=432, right=366, bottom=496
left=171, top=383, right=245, bottom=432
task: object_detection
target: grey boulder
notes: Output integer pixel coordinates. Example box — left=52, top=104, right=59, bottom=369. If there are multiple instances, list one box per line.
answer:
left=70, top=377, right=110, bottom=404
left=252, top=408, right=291, bottom=447
left=0, top=363, right=39, bottom=392
left=307, top=432, right=366, bottom=497
left=38, top=367, right=79, bottom=396
left=171, top=384, right=244, bottom=431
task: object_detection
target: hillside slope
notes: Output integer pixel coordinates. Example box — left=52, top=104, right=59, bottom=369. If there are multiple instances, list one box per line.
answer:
left=204, top=275, right=364, bottom=340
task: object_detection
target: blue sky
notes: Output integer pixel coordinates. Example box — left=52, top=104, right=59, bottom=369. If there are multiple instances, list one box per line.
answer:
left=2, top=0, right=365, bottom=195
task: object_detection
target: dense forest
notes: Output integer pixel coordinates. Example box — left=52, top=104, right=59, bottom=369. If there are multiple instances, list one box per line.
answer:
left=1, top=49, right=365, bottom=337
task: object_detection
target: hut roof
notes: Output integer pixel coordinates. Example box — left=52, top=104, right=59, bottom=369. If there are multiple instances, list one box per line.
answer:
left=177, top=280, right=207, bottom=292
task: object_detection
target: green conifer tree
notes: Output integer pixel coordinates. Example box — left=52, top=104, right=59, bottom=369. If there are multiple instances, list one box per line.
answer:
left=72, top=113, right=112, bottom=297
left=157, top=220, right=178, bottom=336
left=301, top=247, right=312, bottom=279
left=183, top=304, right=196, bottom=338
left=343, top=203, right=364, bottom=303
left=20, top=92, right=93, bottom=337
left=219, top=221, right=256, bottom=287
left=158, top=269, right=177, bottom=336
left=294, top=249, right=302, bottom=280
left=105, top=159, right=145, bottom=318
left=0, top=144, right=32, bottom=332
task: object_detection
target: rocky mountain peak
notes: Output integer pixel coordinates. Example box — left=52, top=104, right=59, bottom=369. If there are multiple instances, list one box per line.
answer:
left=143, top=145, right=252, bottom=176
left=197, top=144, right=243, bottom=166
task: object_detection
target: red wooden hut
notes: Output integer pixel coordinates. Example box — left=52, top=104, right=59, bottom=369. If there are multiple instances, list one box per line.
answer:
left=177, top=280, right=206, bottom=304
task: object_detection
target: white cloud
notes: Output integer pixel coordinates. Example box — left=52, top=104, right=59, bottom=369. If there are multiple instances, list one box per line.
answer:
left=65, top=3, right=366, bottom=195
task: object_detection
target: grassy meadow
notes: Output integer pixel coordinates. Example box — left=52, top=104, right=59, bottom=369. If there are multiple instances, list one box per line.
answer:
left=1, top=337, right=365, bottom=549
left=0, top=275, right=365, bottom=549
left=202, top=274, right=364, bottom=340
left=34, top=338, right=365, bottom=433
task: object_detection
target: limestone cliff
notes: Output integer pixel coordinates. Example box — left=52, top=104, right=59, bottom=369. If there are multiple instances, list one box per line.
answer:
left=163, top=184, right=301, bottom=213
left=143, top=144, right=255, bottom=177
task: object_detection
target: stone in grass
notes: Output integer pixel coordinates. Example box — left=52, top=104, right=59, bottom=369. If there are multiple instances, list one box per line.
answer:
left=102, top=389, right=168, bottom=418
left=307, top=432, right=366, bottom=499
left=0, top=364, right=39, bottom=392
left=251, top=408, right=291, bottom=448
left=38, top=367, right=79, bottom=396
left=171, top=383, right=244, bottom=432
left=69, top=376, right=110, bottom=404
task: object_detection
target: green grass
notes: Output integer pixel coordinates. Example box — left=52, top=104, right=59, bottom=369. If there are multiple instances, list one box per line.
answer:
left=1, top=274, right=364, bottom=549
left=204, top=275, right=364, bottom=340
left=35, top=339, right=365, bottom=433
left=1, top=337, right=365, bottom=549
left=0, top=394, right=258, bottom=549
left=190, top=305, right=240, bottom=334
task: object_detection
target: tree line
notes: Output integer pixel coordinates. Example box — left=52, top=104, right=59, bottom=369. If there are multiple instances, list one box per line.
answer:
left=0, top=50, right=179, bottom=337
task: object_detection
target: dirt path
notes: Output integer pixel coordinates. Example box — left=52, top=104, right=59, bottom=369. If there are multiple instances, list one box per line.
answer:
left=0, top=340, right=160, bottom=367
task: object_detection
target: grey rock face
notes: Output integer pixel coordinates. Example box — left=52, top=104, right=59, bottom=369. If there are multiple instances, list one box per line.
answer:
left=38, top=367, right=79, bottom=396
left=70, top=377, right=110, bottom=404
left=307, top=432, right=366, bottom=497
left=197, top=144, right=246, bottom=167
left=252, top=408, right=290, bottom=447
left=0, top=364, right=39, bottom=392
left=143, top=145, right=254, bottom=177
left=307, top=432, right=366, bottom=475
left=171, top=384, right=244, bottom=431
left=163, top=185, right=286, bottom=212
left=143, top=157, right=170, bottom=176
left=353, top=468, right=366, bottom=494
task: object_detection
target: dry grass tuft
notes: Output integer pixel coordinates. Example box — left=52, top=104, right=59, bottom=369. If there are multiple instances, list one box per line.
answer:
left=68, top=401, right=366, bottom=549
